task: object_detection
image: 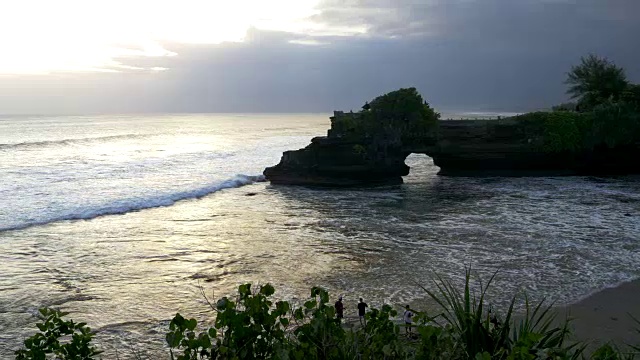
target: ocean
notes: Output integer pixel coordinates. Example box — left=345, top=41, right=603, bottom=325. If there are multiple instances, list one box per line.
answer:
left=1, top=114, right=639, bottom=358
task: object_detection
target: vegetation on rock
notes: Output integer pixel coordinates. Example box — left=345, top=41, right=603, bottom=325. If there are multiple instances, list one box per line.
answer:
left=621, top=84, right=640, bottom=106
left=330, top=87, right=439, bottom=144
left=366, top=87, right=440, bottom=129
left=524, top=55, right=640, bottom=153
left=565, top=54, right=629, bottom=111
left=551, top=103, right=578, bottom=112
left=331, top=55, right=639, bottom=161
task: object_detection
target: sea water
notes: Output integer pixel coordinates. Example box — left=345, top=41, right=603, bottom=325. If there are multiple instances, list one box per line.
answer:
left=1, top=114, right=639, bottom=357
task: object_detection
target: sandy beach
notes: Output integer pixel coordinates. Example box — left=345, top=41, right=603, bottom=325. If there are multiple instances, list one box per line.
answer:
left=558, top=279, right=640, bottom=350
left=341, top=279, right=640, bottom=351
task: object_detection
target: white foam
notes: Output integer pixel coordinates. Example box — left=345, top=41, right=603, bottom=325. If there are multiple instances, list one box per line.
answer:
left=0, top=174, right=265, bottom=232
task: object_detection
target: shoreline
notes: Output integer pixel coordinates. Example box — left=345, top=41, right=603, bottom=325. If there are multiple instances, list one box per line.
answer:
left=557, top=278, right=640, bottom=349
left=339, top=279, right=640, bottom=350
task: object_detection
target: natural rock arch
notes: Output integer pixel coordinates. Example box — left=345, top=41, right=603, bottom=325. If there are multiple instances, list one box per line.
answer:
left=264, top=89, right=640, bottom=186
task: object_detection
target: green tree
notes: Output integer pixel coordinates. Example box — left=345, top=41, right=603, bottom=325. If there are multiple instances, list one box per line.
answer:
left=368, top=87, right=439, bottom=125
left=622, top=83, right=640, bottom=106
left=565, top=54, right=629, bottom=110
left=551, top=102, right=577, bottom=112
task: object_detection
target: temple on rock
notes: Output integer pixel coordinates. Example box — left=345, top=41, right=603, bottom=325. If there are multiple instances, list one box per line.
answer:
left=264, top=88, right=640, bottom=186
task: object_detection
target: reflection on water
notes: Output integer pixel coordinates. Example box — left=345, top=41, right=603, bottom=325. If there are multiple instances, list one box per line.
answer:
left=1, top=155, right=640, bottom=358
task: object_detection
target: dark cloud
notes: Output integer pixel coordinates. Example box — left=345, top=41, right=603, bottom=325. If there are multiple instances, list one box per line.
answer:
left=1, top=0, right=639, bottom=114
left=312, top=0, right=640, bottom=47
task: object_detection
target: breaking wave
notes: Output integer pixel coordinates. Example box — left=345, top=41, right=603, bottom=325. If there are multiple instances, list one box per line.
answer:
left=0, top=174, right=265, bottom=232
left=0, top=133, right=155, bottom=150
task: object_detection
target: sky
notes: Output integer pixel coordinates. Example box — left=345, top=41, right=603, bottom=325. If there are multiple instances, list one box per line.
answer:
left=0, top=0, right=638, bottom=114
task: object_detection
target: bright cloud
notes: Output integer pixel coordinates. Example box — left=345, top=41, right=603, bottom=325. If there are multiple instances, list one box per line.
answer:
left=0, top=0, right=324, bottom=74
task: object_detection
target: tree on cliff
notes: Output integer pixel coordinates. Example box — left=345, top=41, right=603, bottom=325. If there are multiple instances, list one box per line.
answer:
left=566, top=54, right=629, bottom=111
left=551, top=102, right=578, bottom=112
left=368, top=87, right=440, bottom=125
left=622, top=84, right=640, bottom=106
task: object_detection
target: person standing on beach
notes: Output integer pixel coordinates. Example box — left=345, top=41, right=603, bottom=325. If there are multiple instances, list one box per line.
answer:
left=335, top=297, right=344, bottom=323
left=357, top=298, right=368, bottom=326
left=403, top=305, right=414, bottom=336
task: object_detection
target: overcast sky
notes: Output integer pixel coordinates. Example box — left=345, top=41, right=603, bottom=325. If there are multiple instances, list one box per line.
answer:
left=0, top=0, right=638, bottom=114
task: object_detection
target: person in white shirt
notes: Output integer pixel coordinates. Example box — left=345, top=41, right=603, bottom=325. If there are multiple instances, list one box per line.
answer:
left=403, top=305, right=414, bottom=336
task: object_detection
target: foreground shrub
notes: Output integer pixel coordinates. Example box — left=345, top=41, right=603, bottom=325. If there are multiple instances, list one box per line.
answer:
left=288, top=286, right=347, bottom=359
left=419, top=269, right=586, bottom=359
left=15, top=308, right=101, bottom=360
left=164, top=285, right=408, bottom=360
left=352, top=304, right=408, bottom=359
left=15, top=273, right=640, bottom=359
left=166, top=283, right=291, bottom=360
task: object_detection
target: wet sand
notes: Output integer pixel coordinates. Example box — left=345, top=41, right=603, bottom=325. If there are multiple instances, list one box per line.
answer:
left=558, top=279, right=640, bottom=350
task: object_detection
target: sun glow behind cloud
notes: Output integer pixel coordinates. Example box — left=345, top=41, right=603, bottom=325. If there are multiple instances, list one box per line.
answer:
left=0, top=0, right=328, bottom=74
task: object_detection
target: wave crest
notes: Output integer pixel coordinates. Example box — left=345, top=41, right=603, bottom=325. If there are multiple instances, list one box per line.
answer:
left=0, top=133, right=155, bottom=150
left=0, top=174, right=265, bottom=232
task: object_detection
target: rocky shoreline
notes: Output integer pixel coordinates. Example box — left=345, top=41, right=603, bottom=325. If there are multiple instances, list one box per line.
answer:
left=264, top=115, right=640, bottom=186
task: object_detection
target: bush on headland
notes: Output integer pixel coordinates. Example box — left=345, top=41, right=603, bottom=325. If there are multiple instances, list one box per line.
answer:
left=538, top=54, right=640, bottom=153
left=330, top=87, right=440, bottom=144
left=507, top=55, right=640, bottom=155
left=329, top=54, right=640, bottom=159
left=565, top=54, right=630, bottom=111
left=15, top=270, right=640, bottom=359
left=516, top=101, right=640, bottom=154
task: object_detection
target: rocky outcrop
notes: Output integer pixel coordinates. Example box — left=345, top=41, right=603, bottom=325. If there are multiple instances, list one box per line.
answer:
left=429, top=118, right=640, bottom=176
left=428, top=118, right=576, bottom=176
left=264, top=89, right=640, bottom=186
left=264, top=88, right=440, bottom=186
left=263, top=131, right=411, bottom=186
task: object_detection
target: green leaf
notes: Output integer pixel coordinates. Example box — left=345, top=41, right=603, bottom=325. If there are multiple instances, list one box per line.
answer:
left=276, top=301, right=290, bottom=315
left=238, top=284, right=251, bottom=297
left=186, top=318, right=197, bottom=331
left=166, top=332, right=183, bottom=348
left=199, top=333, right=212, bottom=349
left=475, top=352, right=491, bottom=360
left=171, top=313, right=185, bottom=330
left=304, top=300, right=317, bottom=310
left=261, top=283, right=275, bottom=296
left=319, top=290, right=329, bottom=304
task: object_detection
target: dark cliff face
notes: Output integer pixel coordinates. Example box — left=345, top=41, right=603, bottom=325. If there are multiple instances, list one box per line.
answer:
left=263, top=135, right=411, bottom=186
left=430, top=119, right=574, bottom=176
left=431, top=118, right=640, bottom=176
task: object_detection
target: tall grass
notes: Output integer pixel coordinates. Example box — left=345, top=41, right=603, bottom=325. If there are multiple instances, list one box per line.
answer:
left=420, top=268, right=585, bottom=359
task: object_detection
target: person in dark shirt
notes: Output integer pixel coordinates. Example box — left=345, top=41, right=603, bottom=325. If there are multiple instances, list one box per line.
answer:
left=357, top=298, right=368, bottom=326
left=489, top=305, right=501, bottom=329
left=335, top=297, right=344, bottom=323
